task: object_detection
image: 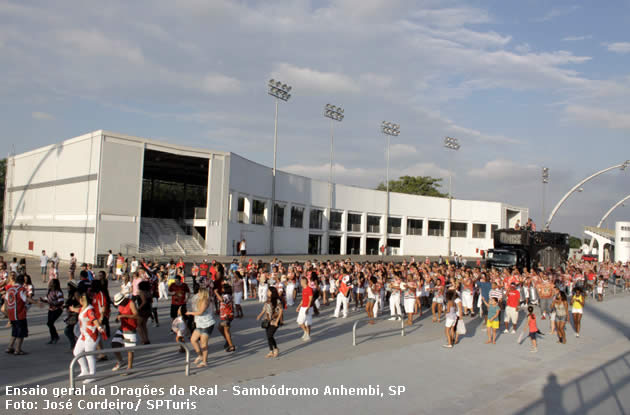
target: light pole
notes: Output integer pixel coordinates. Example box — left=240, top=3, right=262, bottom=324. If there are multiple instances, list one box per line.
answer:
left=542, top=167, right=549, bottom=228
left=381, top=121, right=400, bottom=255
left=267, top=79, right=292, bottom=254
left=324, top=104, right=344, bottom=251
left=545, top=160, right=630, bottom=230
left=444, top=136, right=460, bottom=257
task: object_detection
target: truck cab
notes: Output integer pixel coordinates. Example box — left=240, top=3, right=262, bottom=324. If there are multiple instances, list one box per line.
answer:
left=486, top=248, right=529, bottom=271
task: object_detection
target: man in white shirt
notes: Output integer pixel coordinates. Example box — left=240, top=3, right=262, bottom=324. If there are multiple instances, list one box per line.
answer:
left=40, top=250, right=49, bottom=282
left=130, top=256, right=139, bottom=274
left=106, top=250, right=114, bottom=280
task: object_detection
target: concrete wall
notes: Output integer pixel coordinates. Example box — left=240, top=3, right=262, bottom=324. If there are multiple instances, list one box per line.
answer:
left=3, top=131, right=101, bottom=263
left=226, top=154, right=528, bottom=257
left=615, top=221, right=630, bottom=263
left=95, top=134, right=145, bottom=259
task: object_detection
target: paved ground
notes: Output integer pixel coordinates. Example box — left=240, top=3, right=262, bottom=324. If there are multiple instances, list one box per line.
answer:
left=1, top=254, right=630, bottom=414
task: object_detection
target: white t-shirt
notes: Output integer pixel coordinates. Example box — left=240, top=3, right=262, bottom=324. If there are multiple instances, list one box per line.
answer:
left=40, top=255, right=49, bottom=267
left=107, top=254, right=114, bottom=267
left=130, top=260, right=139, bottom=273
left=240, top=241, right=246, bottom=250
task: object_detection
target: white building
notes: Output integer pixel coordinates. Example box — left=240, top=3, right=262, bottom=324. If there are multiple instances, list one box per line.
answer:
left=3, top=130, right=528, bottom=263
left=615, top=221, right=630, bottom=263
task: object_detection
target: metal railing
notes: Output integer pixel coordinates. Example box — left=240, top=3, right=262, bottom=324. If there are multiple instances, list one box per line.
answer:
left=367, top=225, right=380, bottom=233
left=252, top=213, right=266, bottom=225
left=347, top=223, right=361, bottom=232
left=450, top=230, right=467, bottom=238
left=428, top=229, right=444, bottom=236
left=191, top=226, right=206, bottom=250
left=194, top=207, right=206, bottom=220
left=69, top=342, right=191, bottom=388
left=352, top=314, right=406, bottom=346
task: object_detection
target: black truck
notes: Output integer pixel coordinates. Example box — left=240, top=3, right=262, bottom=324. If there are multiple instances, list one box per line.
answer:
left=486, top=229, right=569, bottom=271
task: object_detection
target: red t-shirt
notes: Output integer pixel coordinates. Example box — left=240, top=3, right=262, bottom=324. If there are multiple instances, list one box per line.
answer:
left=119, top=302, right=138, bottom=332
left=209, top=266, right=218, bottom=281
left=6, top=285, right=27, bottom=321
left=301, top=286, right=313, bottom=308
left=528, top=314, right=538, bottom=333
left=438, top=275, right=446, bottom=286
left=169, top=283, right=189, bottom=306
left=506, top=289, right=520, bottom=308
left=199, top=263, right=209, bottom=277
left=92, top=291, right=106, bottom=320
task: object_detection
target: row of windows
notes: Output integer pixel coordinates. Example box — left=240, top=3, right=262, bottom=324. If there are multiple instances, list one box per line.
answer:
left=621, top=226, right=630, bottom=232
left=235, top=196, right=497, bottom=237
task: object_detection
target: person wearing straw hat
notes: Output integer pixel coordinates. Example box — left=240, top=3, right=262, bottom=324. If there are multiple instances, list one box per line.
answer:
left=111, top=292, right=138, bottom=373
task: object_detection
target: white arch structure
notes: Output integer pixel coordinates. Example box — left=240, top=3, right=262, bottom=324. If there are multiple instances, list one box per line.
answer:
left=588, top=193, right=630, bottom=251
left=545, top=161, right=630, bottom=230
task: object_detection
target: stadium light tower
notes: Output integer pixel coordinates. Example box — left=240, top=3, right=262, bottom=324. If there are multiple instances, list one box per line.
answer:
left=444, top=137, right=461, bottom=257
left=381, top=121, right=400, bottom=254
left=542, top=167, right=549, bottom=229
left=324, top=104, right=344, bottom=235
left=267, top=79, right=292, bottom=254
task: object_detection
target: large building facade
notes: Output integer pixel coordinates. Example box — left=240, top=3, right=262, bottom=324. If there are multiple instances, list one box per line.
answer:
left=3, top=131, right=528, bottom=263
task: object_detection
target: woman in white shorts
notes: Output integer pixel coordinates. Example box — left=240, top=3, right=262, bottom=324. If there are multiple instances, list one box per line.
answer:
left=432, top=284, right=444, bottom=322
left=443, top=290, right=457, bottom=348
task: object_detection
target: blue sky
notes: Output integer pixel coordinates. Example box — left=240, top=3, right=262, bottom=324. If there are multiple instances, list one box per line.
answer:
left=1, top=0, right=630, bottom=237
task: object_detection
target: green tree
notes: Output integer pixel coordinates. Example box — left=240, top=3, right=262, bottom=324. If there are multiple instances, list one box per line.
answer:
left=569, top=236, right=582, bottom=249
left=376, top=175, right=447, bottom=197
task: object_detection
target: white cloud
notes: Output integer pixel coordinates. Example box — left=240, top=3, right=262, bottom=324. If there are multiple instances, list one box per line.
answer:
left=359, top=73, right=392, bottom=89
left=56, top=29, right=145, bottom=64
left=271, top=63, right=360, bottom=94
left=514, top=43, right=531, bottom=54
left=31, top=111, right=54, bottom=120
left=565, top=105, right=630, bottom=130
left=201, top=73, right=241, bottom=94
left=605, top=42, right=630, bottom=54
left=534, top=5, right=581, bottom=22
left=411, top=7, right=492, bottom=27
left=562, top=35, right=592, bottom=42
left=389, top=143, right=417, bottom=159
left=468, top=159, right=538, bottom=180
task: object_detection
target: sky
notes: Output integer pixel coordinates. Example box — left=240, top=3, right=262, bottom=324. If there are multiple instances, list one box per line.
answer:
left=1, top=0, right=630, bottom=238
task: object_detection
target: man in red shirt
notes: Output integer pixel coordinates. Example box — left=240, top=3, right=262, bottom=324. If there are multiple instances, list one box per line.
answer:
left=168, top=278, right=190, bottom=321
left=5, top=273, right=38, bottom=354
left=296, top=277, right=313, bottom=341
left=504, top=283, right=520, bottom=334
left=199, top=260, right=209, bottom=280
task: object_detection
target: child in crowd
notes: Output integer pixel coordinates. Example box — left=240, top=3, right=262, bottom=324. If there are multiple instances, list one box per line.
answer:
left=527, top=306, right=538, bottom=353
left=171, top=308, right=188, bottom=353
left=485, top=297, right=500, bottom=344
left=158, top=272, right=168, bottom=300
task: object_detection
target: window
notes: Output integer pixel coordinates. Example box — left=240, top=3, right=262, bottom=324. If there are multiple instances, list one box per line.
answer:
left=367, top=215, right=381, bottom=233
left=428, top=220, right=444, bottom=236
left=290, top=206, right=304, bottom=228
left=622, top=237, right=630, bottom=242
left=347, top=213, right=361, bottom=232
left=237, top=196, right=245, bottom=223
left=472, top=223, right=486, bottom=239
left=388, top=217, right=401, bottom=234
left=451, top=222, right=467, bottom=238
left=309, top=208, right=323, bottom=229
left=273, top=204, right=285, bottom=227
left=407, top=219, right=423, bottom=235
left=490, top=224, right=498, bottom=238
left=622, top=226, right=630, bottom=231
left=330, top=211, right=342, bottom=231
left=252, top=200, right=266, bottom=225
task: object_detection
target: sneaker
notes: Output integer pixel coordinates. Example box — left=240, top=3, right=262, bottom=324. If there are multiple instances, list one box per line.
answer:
left=82, top=378, right=95, bottom=384
left=530, top=348, right=538, bottom=353
left=112, top=362, right=123, bottom=372
left=503, top=329, right=509, bottom=334
left=442, top=344, right=453, bottom=348
left=576, top=333, right=580, bottom=338
left=388, top=317, right=397, bottom=321
left=511, top=329, right=516, bottom=334
left=342, top=315, right=348, bottom=319
left=303, top=335, right=311, bottom=342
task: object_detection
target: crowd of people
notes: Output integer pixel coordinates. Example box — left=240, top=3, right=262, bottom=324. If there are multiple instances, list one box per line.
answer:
left=1, top=251, right=629, bottom=383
